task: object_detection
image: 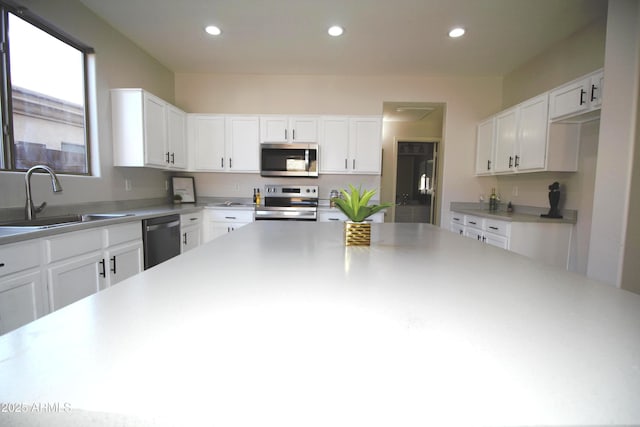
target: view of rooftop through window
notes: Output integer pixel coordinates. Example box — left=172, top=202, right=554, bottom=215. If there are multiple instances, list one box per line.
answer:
left=8, top=12, right=89, bottom=174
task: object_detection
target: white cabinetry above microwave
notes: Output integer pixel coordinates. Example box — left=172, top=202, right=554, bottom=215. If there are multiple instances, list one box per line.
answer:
left=319, top=116, right=382, bottom=175
left=111, top=89, right=187, bottom=170
left=260, top=115, right=318, bottom=143
left=187, top=114, right=259, bottom=173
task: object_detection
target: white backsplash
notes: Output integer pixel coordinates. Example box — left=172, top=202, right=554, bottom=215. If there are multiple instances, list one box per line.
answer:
left=192, top=173, right=382, bottom=201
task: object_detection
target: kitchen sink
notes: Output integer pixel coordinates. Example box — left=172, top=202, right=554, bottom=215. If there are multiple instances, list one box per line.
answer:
left=215, top=201, right=249, bottom=207
left=0, top=213, right=134, bottom=229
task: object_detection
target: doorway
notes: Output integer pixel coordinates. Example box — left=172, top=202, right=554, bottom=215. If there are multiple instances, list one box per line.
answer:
left=395, top=141, right=438, bottom=224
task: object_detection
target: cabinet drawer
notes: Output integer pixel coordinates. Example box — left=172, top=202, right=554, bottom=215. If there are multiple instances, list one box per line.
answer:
left=318, top=211, right=348, bottom=222
left=450, top=212, right=464, bottom=225
left=0, top=240, right=42, bottom=278
left=207, top=209, right=254, bottom=223
left=45, top=228, right=103, bottom=263
left=181, top=212, right=203, bottom=226
left=464, top=215, right=483, bottom=229
left=105, top=221, right=142, bottom=247
left=484, top=218, right=510, bottom=237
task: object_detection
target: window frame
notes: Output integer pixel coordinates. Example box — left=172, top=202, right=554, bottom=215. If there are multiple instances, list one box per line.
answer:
left=0, top=1, right=94, bottom=175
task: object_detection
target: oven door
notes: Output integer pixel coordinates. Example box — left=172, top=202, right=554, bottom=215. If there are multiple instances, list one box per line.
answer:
left=255, top=206, right=317, bottom=221
left=260, top=143, right=318, bottom=177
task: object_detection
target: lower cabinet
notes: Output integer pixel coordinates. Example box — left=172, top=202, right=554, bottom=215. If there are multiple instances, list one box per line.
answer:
left=0, top=240, right=47, bottom=334
left=45, top=222, right=143, bottom=310
left=0, top=221, right=144, bottom=335
left=180, top=212, right=203, bottom=253
left=450, top=211, right=572, bottom=269
left=204, top=208, right=254, bottom=243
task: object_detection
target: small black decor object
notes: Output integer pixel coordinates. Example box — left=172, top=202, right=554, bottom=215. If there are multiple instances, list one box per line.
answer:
left=541, top=181, right=563, bottom=219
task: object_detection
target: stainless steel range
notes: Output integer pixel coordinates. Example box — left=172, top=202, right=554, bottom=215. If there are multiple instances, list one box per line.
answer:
left=255, top=185, right=318, bottom=221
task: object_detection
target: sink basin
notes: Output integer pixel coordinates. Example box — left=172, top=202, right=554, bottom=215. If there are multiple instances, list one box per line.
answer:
left=0, top=213, right=134, bottom=229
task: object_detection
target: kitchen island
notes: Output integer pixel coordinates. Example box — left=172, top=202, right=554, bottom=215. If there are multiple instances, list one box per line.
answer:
left=1, top=222, right=639, bottom=426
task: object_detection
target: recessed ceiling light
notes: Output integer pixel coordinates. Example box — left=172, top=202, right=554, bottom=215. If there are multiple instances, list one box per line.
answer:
left=328, top=25, right=344, bottom=37
left=205, top=25, right=222, bottom=36
left=448, top=27, right=465, bottom=38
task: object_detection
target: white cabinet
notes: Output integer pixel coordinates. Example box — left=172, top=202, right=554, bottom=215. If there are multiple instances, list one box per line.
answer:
left=111, top=88, right=187, bottom=170
left=319, top=116, right=382, bottom=175
left=103, top=222, right=143, bottom=286
left=45, top=228, right=104, bottom=311
left=187, top=115, right=259, bottom=173
left=318, top=210, right=384, bottom=223
left=226, top=116, right=260, bottom=172
left=475, top=117, right=495, bottom=175
left=45, top=222, right=143, bottom=310
left=260, top=115, right=318, bottom=143
left=493, top=94, right=549, bottom=174
left=188, top=114, right=225, bottom=171
left=180, top=212, right=203, bottom=253
left=459, top=213, right=511, bottom=250
left=166, top=104, right=188, bottom=169
left=204, top=208, right=254, bottom=243
left=549, top=69, right=603, bottom=122
left=0, top=240, right=47, bottom=335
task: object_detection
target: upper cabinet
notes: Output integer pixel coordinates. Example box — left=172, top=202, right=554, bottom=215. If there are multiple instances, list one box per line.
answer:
left=260, top=115, right=318, bottom=143
left=187, top=114, right=259, bottom=173
left=475, top=117, right=495, bottom=175
left=475, top=69, right=602, bottom=176
left=111, top=89, right=187, bottom=170
left=549, top=69, right=604, bottom=122
left=493, top=94, right=549, bottom=173
left=319, top=116, right=382, bottom=174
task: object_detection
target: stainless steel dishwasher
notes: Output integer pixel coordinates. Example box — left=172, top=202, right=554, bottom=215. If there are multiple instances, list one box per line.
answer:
left=142, top=214, right=181, bottom=269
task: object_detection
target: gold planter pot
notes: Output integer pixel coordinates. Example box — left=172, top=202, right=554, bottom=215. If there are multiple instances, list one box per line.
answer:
left=344, top=221, right=371, bottom=246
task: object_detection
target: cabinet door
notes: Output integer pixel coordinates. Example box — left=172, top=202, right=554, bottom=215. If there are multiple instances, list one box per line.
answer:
left=483, top=233, right=509, bottom=249
left=475, top=117, right=495, bottom=175
left=106, top=242, right=143, bottom=286
left=349, top=117, right=382, bottom=174
left=464, top=228, right=483, bottom=242
left=188, top=115, right=226, bottom=171
left=181, top=225, right=202, bottom=253
left=47, top=252, right=105, bottom=311
left=0, top=270, right=46, bottom=335
left=319, top=116, right=350, bottom=173
left=589, top=71, right=604, bottom=109
left=226, top=116, right=260, bottom=172
left=517, top=94, right=548, bottom=171
left=549, top=77, right=590, bottom=120
left=188, top=115, right=225, bottom=171
left=450, top=223, right=464, bottom=236
left=167, top=105, right=187, bottom=169
left=260, top=116, right=288, bottom=143
left=143, top=92, right=168, bottom=168
left=289, top=117, right=318, bottom=142
left=494, top=109, right=517, bottom=173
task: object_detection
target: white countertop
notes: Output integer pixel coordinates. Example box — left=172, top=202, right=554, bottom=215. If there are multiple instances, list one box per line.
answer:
left=1, top=222, right=639, bottom=426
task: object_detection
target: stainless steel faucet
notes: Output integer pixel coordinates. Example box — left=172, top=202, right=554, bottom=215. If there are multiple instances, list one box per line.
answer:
left=25, top=165, right=63, bottom=220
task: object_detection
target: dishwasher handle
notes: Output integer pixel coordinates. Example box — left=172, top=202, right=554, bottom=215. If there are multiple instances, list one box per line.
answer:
left=145, top=219, right=180, bottom=232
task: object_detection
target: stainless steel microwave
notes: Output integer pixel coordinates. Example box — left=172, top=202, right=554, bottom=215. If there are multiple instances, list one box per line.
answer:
left=260, top=143, right=318, bottom=177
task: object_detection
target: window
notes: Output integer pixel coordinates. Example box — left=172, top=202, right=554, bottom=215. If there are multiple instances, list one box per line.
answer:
left=0, top=4, right=93, bottom=174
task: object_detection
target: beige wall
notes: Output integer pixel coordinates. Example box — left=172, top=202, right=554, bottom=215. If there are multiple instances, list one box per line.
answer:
left=0, top=0, right=175, bottom=210
left=502, top=18, right=606, bottom=108
left=176, top=74, right=502, bottom=224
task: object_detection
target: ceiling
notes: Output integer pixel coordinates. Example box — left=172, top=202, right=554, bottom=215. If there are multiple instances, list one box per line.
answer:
left=77, top=0, right=607, bottom=77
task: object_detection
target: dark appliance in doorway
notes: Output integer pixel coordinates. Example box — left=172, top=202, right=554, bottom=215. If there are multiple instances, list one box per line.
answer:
left=142, top=214, right=181, bottom=269
left=255, top=185, right=318, bottom=221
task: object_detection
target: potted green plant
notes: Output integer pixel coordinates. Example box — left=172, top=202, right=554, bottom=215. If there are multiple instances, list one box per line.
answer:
left=331, top=185, right=392, bottom=246
left=173, top=194, right=183, bottom=205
